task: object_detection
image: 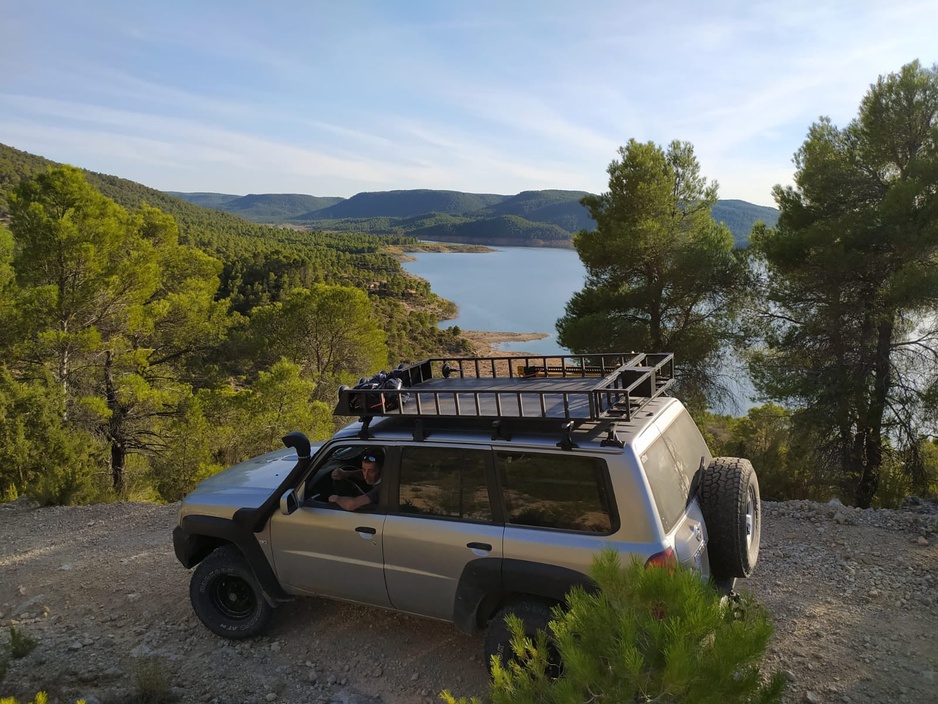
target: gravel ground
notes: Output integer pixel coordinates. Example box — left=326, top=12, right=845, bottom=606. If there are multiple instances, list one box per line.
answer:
left=0, top=497, right=936, bottom=704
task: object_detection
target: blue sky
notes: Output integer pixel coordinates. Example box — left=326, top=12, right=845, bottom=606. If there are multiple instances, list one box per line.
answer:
left=2, top=1, right=935, bottom=207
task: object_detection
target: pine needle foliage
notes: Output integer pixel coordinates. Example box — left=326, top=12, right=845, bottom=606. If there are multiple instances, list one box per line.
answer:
left=443, top=549, right=785, bottom=704
left=7, top=627, right=37, bottom=659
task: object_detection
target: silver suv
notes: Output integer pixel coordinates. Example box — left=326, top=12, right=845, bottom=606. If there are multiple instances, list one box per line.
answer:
left=173, top=353, right=761, bottom=667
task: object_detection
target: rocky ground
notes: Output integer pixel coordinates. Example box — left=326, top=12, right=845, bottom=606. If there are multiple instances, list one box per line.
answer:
left=1, top=497, right=936, bottom=704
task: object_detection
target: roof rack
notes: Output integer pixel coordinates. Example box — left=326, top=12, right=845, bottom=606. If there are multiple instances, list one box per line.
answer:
left=334, top=352, right=675, bottom=423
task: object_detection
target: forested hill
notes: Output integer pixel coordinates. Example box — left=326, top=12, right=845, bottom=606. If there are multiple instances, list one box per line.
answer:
left=711, top=200, right=780, bottom=241
left=165, top=192, right=345, bottom=220
left=0, top=141, right=470, bottom=364
left=172, top=187, right=779, bottom=247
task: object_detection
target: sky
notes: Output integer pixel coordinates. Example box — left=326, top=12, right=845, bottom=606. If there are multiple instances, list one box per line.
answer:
left=1, top=1, right=936, bottom=207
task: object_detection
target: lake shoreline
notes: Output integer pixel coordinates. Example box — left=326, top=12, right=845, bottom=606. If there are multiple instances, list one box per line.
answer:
left=460, top=330, right=550, bottom=357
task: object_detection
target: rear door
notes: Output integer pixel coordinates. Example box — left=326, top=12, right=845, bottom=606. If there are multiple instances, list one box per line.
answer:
left=641, top=407, right=712, bottom=572
left=382, top=444, right=503, bottom=620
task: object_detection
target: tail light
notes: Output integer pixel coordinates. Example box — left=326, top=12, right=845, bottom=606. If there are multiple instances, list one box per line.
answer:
left=645, top=547, right=677, bottom=620
left=645, top=546, right=677, bottom=570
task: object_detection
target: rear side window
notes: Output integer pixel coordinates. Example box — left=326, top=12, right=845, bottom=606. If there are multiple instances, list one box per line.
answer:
left=642, top=411, right=712, bottom=533
left=641, top=439, right=686, bottom=533
left=662, top=411, right=711, bottom=499
left=495, top=452, right=614, bottom=534
left=397, top=446, right=492, bottom=522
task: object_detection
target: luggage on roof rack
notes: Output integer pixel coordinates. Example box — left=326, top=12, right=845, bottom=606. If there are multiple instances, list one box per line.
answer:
left=335, top=352, right=675, bottom=422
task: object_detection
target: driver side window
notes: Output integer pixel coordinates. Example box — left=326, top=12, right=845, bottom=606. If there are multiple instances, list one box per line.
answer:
left=304, top=444, right=371, bottom=505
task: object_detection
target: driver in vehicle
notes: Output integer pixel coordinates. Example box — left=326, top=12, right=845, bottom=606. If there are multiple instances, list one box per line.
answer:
left=329, top=448, right=383, bottom=511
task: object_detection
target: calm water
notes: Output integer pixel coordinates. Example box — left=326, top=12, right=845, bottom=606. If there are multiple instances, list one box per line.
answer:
left=401, top=246, right=755, bottom=413
left=401, top=246, right=585, bottom=355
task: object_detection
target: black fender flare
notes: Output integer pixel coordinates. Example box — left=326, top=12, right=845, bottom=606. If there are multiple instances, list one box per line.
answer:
left=452, top=558, right=595, bottom=634
left=173, top=515, right=292, bottom=605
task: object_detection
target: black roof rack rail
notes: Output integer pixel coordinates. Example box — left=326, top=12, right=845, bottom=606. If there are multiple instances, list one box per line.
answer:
left=335, top=352, right=675, bottom=423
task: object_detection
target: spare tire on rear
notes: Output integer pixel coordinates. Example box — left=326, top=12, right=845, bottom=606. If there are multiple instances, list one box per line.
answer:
left=698, top=457, right=761, bottom=580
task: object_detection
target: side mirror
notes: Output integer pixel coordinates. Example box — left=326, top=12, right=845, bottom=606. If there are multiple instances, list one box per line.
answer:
left=280, top=489, right=299, bottom=516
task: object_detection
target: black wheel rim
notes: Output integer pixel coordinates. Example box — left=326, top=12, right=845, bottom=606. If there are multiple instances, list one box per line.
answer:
left=210, top=575, right=256, bottom=620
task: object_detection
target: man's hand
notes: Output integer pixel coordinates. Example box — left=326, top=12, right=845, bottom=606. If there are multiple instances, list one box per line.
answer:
left=328, top=494, right=370, bottom=511
left=331, top=468, right=346, bottom=480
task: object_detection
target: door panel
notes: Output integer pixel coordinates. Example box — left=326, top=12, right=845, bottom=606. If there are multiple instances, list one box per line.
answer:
left=382, top=444, right=502, bottom=620
left=383, top=516, right=503, bottom=620
left=268, top=506, right=390, bottom=607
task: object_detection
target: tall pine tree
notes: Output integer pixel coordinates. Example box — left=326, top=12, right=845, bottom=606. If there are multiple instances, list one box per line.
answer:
left=750, top=61, right=938, bottom=507
left=557, top=140, right=745, bottom=408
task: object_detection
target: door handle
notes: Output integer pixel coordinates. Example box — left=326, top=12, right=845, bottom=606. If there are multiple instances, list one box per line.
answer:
left=467, top=542, right=492, bottom=551
left=356, top=526, right=377, bottom=535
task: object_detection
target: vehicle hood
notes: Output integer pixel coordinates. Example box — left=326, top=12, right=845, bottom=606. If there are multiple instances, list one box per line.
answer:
left=182, top=445, right=322, bottom=512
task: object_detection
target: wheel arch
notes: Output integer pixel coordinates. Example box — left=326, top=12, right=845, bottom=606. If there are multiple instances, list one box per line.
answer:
left=173, top=515, right=292, bottom=606
left=453, top=558, right=594, bottom=633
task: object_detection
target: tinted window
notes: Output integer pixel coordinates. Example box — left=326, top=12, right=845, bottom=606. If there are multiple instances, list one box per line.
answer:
left=495, top=452, right=613, bottom=534
left=642, top=412, right=712, bottom=533
left=641, top=438, right=686, bottom=533
left=661, top=412, right=711, bottom=500
left=397, top=447, right=491, bottom=521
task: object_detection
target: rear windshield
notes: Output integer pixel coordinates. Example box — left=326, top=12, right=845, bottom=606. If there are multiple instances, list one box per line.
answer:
left=641, top=412, right=711, bottom=532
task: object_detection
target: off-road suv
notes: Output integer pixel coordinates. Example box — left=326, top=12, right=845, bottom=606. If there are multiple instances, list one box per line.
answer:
left=173, top=352, right=761, bottom=666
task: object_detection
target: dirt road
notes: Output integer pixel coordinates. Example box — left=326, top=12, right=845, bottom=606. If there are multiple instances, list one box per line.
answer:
left=1, top=498, right=936, bottom=704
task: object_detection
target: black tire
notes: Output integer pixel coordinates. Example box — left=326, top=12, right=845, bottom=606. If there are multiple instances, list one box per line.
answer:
left=190, top=545, right=274, bottom=639
left=484, top=600, right=561, bottom=677
left=699, top=457, right=761, bottom=580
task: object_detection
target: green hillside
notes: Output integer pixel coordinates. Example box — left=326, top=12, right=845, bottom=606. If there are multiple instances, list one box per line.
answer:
left=165, top=191, right=241, bottom=208
left=479, top=190, right=594, bottom=232
left=228, top=193, right=344, bottom=220
left=301, top=189, right=506, bottom=220
left=0, top=141, right=470, bottom=365
left=712, top=199, right=779, bottom=246
left=410, top=214, right=572, bottom=245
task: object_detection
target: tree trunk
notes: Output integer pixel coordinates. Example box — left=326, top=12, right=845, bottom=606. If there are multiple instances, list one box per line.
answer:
left=111, top=440, right=126, bottom=495
left=854, top=318, right=894, bottom=508
left=104, top=350, right=126, bottom=494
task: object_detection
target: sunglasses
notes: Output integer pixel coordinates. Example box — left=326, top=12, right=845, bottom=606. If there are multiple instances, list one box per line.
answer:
left=363, top=455, right=378, bottom=463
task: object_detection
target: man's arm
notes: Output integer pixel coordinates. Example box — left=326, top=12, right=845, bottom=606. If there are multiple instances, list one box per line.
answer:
left=328, top=493, right=373, bottom=511
left=332, top=467, right=364, bottom=481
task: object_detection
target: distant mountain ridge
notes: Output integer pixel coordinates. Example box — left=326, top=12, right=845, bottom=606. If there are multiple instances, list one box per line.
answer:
left=170, top=189, right=779, bottom=247
left=0, top=139, right=778, bottom=248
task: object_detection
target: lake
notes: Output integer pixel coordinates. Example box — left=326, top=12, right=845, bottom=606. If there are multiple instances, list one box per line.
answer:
left=400, top=246, right=585, bottom=355
left=401, top=245, right=756, bottom=414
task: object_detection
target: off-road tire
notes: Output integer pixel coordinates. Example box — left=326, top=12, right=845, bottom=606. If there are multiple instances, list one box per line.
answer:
left=190, top=544, right=274, bottom=639
left=699, top=457, right=761, bottom=580
left=484, top=600, right=561, bottom=676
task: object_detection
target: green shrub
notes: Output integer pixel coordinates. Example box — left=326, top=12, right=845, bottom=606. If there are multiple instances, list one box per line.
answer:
left=7, top=627, right=37, bottom=659
left=443, top=549, right=785, bottom=704
left=131, top=656, right=177, bottom=704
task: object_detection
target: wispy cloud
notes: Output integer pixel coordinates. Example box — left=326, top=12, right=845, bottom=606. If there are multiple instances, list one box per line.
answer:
left=1, top=0, right=936, bottom=204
